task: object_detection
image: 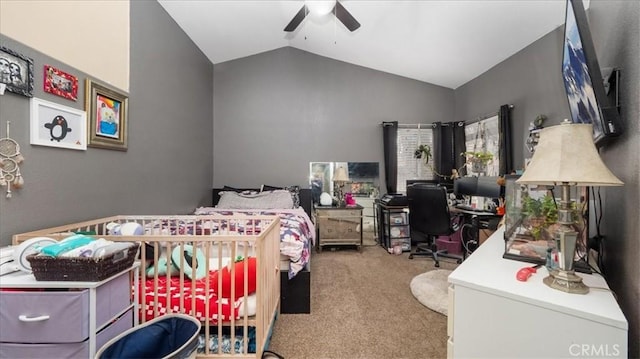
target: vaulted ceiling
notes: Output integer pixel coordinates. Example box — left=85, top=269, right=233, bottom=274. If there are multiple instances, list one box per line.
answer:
left=158, top=0, right=585, bottom=89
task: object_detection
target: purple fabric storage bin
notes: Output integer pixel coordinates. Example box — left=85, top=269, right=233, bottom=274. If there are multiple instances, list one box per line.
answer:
left=0, top=309, right=133, bottom=358
left=0, top=273, right=130, bottom=344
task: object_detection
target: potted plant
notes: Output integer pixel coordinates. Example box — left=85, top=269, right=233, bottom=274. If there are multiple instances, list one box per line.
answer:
left=521, top=194, right=558, bottom=239
left=414, top=144, right=432, bottom=164
left=461, top=151, right=494, bottom=173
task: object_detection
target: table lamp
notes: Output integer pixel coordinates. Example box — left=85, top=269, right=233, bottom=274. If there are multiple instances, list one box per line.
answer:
left=516, top=120, right=623, bottom=294
left=333, top=166, right=350, bottom=207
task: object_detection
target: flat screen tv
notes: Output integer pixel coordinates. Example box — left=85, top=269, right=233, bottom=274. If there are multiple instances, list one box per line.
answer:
left=562, top=0, right=622, bottom=146
left=348, top=162, right=379, bottom=179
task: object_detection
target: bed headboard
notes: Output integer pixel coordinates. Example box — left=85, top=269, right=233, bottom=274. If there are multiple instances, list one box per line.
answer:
left=212, top=187, right=313, bottom=218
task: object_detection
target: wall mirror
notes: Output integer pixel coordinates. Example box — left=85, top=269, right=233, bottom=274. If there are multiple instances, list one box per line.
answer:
left=309, top=162, right=380, bottom=203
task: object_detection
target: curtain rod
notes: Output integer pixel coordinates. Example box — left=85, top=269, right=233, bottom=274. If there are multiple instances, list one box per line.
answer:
left=472, top=104, right=514, bottom=123
left=381, top=122, right=463, bottom=128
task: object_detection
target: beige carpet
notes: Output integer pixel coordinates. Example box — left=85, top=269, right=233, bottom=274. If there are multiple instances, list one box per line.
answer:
left=268, top=244, right=458, bottom=359
left=410, top=270, right=452, bottom=316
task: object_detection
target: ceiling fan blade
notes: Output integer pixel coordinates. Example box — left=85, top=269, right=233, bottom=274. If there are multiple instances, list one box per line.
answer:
left=284, top=5, right=308, bottom=32
left=333, top=1, right=360, bottom=32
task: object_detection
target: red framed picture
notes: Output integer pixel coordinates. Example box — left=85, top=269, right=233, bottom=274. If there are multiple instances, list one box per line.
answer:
left=43, top=65, right=78, bottom=101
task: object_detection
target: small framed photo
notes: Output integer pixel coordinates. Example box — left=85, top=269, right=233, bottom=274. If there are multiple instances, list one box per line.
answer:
left=0, top=46, right=34, bottom=97
left=85, top=79, right=128, bottom=151
left=44, top=65, right=78, bottom=101
left=30, top=97, right=87, bottom=151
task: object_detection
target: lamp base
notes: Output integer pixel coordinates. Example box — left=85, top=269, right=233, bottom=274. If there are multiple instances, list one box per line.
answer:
left=543, top=269, right=589, bottom=294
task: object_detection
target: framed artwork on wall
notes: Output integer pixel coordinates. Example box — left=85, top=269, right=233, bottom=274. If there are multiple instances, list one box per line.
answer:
left=0, top=46, right=34, bottom=97
left=44, top=65, right=78, bottom=101
left=30, top=97, right=87, bottom=151
left=85, top=79, right=128, bottom=151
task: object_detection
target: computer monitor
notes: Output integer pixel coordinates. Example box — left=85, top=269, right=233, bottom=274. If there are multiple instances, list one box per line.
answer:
left=453, top=176, right=478, bottom=197
left=475, top=176, right=502, bottom=199
left=454, top=176, right=502, bottom=199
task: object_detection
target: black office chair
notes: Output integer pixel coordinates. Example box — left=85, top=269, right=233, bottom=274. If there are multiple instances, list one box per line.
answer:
left=407, top=183, right=462, bottom=267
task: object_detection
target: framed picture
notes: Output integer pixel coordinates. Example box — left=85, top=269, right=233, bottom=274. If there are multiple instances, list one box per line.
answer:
left=85, top=79, right=128, bottom=151
left=0, top=46, right=34, bottom=97
left=30, top=97, right=87, bottom=151
left=44, top=65, right=78, bottom=101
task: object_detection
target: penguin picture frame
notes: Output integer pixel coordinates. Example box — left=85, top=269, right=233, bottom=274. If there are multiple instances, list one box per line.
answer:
left=30, top=97, right=87, bottom=150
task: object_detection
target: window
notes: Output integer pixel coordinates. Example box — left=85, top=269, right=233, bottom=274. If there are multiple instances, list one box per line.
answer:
left=396, top=127, right=434, bottom=194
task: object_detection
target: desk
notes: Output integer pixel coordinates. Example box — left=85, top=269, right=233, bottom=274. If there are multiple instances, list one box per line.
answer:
left=449, top=206, right=502, bottom=254
left=447, top=227, right=628, bottom=358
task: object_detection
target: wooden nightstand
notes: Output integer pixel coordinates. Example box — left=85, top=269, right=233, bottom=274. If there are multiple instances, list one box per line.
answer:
left=314, top=204, right=363, bottom=252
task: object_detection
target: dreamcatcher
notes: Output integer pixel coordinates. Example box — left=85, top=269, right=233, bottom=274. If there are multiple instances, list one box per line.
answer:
left=0, top=121, right=25, bottom=198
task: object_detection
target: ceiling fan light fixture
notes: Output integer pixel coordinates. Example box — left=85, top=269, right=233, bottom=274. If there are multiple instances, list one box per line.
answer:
left=306, top=0, right=335, bottom=16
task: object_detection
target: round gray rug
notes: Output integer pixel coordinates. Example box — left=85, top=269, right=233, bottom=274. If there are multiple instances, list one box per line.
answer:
left=410, top=269, right=452, bottom=316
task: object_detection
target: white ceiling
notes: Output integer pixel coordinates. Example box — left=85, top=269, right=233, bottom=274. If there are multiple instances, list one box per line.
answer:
left=158, top=0, right=583, bottom=89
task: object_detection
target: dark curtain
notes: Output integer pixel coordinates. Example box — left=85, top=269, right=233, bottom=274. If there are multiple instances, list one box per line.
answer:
left=432, top=122, right=449, bottom=178
left=453, top=121, right=467, bottom=176
left=433, top=121, right=467, bottom=181
left=498, top=104, right=513, bottom=175
left=382, top=121, right=398, bottom=194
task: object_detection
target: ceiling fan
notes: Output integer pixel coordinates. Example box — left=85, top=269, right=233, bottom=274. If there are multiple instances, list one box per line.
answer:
left=284, top=0, right=361, bottom=32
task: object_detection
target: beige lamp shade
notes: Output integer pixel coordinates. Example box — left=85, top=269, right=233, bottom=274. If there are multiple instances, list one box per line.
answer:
left=333, top=166, right=350, bottom=182
left=517, top=121, right=623, bottom=186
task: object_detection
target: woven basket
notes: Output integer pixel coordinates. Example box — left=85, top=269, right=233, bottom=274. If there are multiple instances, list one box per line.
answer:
left=27, top=243, right=139, bottom=281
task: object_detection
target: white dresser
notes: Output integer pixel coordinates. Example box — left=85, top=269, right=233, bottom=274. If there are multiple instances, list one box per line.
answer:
left=0, top=264, right=139, bottom=358
left=448, top=227, right=628, bottom=359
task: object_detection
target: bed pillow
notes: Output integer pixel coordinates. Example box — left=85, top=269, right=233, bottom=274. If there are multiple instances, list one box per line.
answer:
left=217, top=190, right=294, bottom=209
left=261, top=185, right=300, bottom=208
left=211, top=257, right=257, bottom=298
left=223, top=186, right=259, bottom=195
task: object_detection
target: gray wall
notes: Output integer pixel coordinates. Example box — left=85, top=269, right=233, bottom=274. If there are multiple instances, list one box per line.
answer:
left=0, top=0, right=213, bottom=245
left=212, top=47, right=454, bottom=188
left=214, top=1, right=638, bottom=354
left=455, top=1, right=639, bottom=356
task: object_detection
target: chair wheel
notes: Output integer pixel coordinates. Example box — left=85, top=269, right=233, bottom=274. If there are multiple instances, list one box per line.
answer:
left=435, top=262, right=440, bottom=268
left=409, top=254, right=414, bottom=259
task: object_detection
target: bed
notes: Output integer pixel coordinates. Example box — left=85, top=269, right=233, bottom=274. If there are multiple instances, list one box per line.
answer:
left=13, top=214, right=281, bottom=358
left=210, top=187, right=314, bottom=314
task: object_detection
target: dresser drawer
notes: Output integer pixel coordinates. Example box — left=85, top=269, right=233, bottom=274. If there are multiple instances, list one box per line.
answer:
left=318, top=218, right=360, bottom=239
left=0, top=308, right=133, bottom=358
left=0, top=273, right=130, bottom=343
left=316, top=208, right=361, bottom=218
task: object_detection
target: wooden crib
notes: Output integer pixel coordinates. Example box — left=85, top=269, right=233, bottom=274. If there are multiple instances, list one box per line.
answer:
left=13, top=215, right=281, bottom=358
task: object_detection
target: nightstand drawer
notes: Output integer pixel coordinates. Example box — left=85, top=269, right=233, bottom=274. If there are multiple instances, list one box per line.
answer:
left=318, top=218, right=360, bottom=239
left=316, top=209, right=362, bottom=218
